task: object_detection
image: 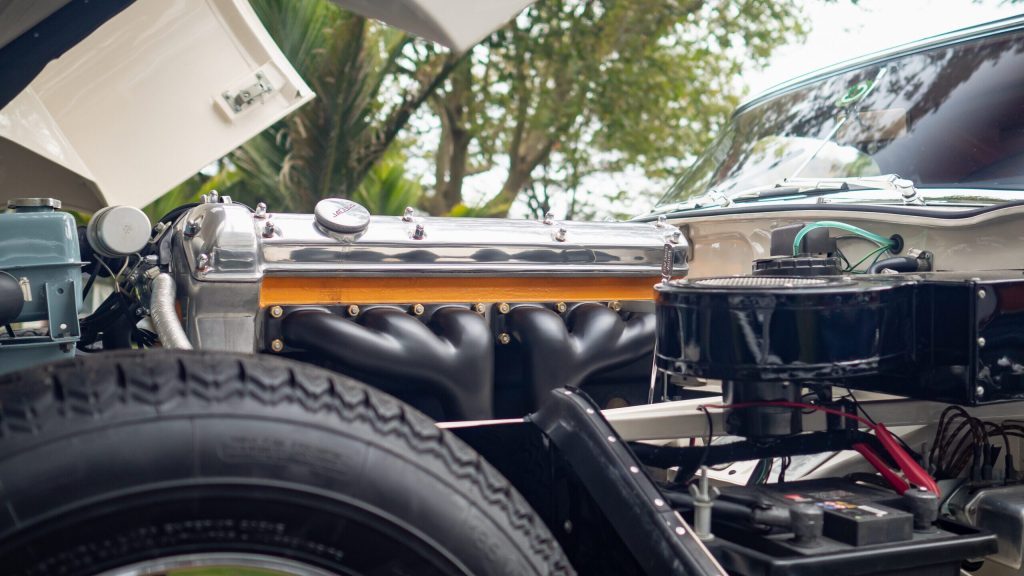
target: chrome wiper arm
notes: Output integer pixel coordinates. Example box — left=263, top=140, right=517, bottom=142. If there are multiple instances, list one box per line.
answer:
left=779, top=174, right=924, bottom=205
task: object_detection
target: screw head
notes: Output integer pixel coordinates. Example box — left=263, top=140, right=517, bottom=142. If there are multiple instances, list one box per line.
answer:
left=402, top=206, right=415, bottom=222
left=654, top=498, right=665, bottom=507
left=978, top=337, right=986, bottom=348
left=58, top=323, right=68, bottom=331
left=262, top=220, right=275, bottom=238
left=976, top=385, right=986, bottom=398
left=555, top=302, right=567, bottom=313
left=254, top=202, right=267, bottom=218
left=184, top=219, right=201, bottom=236
left=411, top=303, right=425, bottom=316
left=270, top=339, right=284, bottom=352
left=656, top=215, right=667, bottom=228
left=347, top=304, right=360, bottom=317
left=196, top=253, right=211, bottom=272
left=473, top=303, right=486, bottom=314
left=563, top=520, right=573, bottom=533
left=978, top=289, right=987, bottom=299
left=554, top=227, right=568, bottom=242
left=413, top=224, right=426, bottom=240
left=497, top=302, right=510, bottom=314
left=498, top=333, right=511, bottom=345
left=608, top=301, right=622, bottom=312
left=543, top=212, right=554, bottom=225
left=269, top=305, right=284, bottom=318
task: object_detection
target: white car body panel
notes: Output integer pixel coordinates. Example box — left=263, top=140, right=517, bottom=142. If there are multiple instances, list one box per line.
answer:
left=0, top=0, right=314, bottom=212
left=0, top=0, right=531, bottom=212
left=331, top=0, right=532, bottom=53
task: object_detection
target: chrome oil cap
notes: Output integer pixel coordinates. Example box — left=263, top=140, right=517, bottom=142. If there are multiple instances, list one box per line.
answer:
left=314, top=198, right=370, bottom=239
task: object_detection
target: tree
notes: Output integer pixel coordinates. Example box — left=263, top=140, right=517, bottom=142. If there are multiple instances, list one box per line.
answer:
left=224, top=0, right=458, bottom=213
left=422, top=0, right=807, bottom=218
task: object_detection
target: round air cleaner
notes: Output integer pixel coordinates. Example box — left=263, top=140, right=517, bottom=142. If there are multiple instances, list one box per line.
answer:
left=654, top=275, right=915, bottom=437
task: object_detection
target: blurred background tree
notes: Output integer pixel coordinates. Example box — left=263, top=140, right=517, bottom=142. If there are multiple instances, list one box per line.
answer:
left=143, top=0, right=807, bottom=219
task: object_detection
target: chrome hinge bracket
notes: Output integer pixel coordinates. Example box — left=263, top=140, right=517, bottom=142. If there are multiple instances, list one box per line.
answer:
left=222, top=72, right=274, bottom=113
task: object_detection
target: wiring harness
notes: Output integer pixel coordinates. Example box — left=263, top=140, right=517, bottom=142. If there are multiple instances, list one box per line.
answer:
left=930, top=406, right=1019, bottom=482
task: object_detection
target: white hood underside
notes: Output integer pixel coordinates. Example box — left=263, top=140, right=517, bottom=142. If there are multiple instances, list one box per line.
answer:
left=0, top=0, right=530, bottom=212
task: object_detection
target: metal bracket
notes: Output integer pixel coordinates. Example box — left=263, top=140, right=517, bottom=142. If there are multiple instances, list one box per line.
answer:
left=531, top=387, right=726, bottom=575
left=221, top=72, right=273, bottom=113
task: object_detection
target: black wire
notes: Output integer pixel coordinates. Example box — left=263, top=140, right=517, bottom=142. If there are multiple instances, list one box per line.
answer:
left=3, top=324, right=13, bottom=338
left=694, top=405, right=714, bottom=475
left=843, top=385, right=919, bottom=457
left=82, top=261, right=100, bottom=298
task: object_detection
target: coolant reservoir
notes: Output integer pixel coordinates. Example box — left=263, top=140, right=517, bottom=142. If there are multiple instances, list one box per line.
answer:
left=0, top=198, right=83, bottom=374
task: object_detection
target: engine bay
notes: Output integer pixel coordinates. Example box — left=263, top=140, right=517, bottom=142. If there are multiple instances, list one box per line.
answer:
left=5, top=195, right=1024, bottom=575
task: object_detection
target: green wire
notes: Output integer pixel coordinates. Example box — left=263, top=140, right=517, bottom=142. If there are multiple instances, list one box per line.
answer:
left=793, top=221, right=895, bottom=255
left=847, top=245, right=890, bottom=272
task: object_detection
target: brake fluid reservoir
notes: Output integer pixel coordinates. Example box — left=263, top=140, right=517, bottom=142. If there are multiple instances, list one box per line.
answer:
left=0, top=198, right=83, bottom=374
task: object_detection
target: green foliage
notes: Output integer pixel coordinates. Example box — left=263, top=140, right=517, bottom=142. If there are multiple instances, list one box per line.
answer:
left=142, top=0, right=813, bottom=221
left=427, top=0, right=809, bottom=218
left=350, top=152, right=422, bottom=215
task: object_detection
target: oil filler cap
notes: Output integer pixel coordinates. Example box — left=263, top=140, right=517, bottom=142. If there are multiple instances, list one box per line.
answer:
left=314, top=198, right=370, bottom=239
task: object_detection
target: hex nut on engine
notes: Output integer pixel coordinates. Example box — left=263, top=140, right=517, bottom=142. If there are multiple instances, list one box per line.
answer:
left=498, top=333, right=511, bottom=345
left=473, top=303, right=486, bottom=314
left=347, top=304, right=360, bottom=317
left=498, top=302, right=511, bottom=314
left=608, top=301, right=622, bottom=312
left=270, top=339, right=284, bottom=352
left=556, top=302, right=567, bottom=313
left=411, top=303, right=425, bottom=316
left=269, top=305, right=284, bottom=318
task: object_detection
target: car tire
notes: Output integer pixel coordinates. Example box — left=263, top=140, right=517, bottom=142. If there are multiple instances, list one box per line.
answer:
left=0, top=350, right=573, bottom=576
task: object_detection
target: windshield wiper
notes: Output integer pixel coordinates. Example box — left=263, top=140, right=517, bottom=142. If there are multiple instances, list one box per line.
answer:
left=732, top=174, right=924, bottom=205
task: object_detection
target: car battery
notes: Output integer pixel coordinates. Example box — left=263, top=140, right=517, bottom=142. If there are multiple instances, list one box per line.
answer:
left=757, top=480, right=913, bottom=547
left=0, top=198, right=83, bottom=374
left=708, top=478, right=996, bottom=576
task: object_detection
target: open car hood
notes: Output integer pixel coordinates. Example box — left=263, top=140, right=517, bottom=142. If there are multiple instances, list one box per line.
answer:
left=0, top=0, right=531, bottom=212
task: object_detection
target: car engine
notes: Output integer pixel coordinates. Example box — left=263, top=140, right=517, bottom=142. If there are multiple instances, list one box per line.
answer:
left=157, top=194, right=686, bottom=420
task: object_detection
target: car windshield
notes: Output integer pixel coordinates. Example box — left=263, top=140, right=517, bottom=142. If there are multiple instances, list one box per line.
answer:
left=659, top=26, right=1024, bottom=207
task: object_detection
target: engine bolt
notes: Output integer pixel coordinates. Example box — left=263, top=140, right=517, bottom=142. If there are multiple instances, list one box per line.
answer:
left=262, top=220, right=275, bottom=238
left=184, top=218, right=201, bottom=236
left=403, top=206, right=415, bottom=222
left=497, top=302, right=511, bottom=314
left=413, top=224, right=426, bottom=240
left=498, top=333, right=511, bottom=345
left=608, top=301, right=622, bottom=312
left=254, top=202, right=268, bottom=218
left=554, top=227, right=568, bottom=242
left=347, top=304, right=360, bottom=317
left=269, top=305, right=284, bottom=318
left=196, top=253, right=211, bottom=272
left=978, top=337, right=986, bottom=348
left=473, top=303, right=486, bottom=314
left=555, top=302, right=567, bottom=313
left=543, top=212, right=554, bottom=225
left=978, top=289, right=987, bottom=299
left=270, top=339, right=284, bottom=352
left=411, top=303, right=425, bottom=316
left=976, top=385, right=986, bottom=398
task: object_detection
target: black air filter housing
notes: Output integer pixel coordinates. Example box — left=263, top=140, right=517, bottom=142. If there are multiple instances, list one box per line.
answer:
left=654, top=275, right=916, bottom=384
